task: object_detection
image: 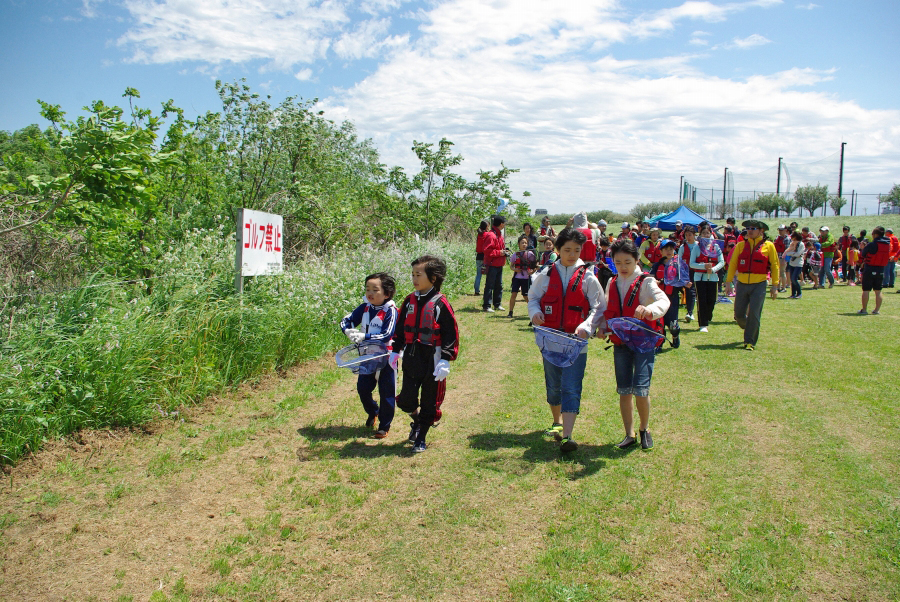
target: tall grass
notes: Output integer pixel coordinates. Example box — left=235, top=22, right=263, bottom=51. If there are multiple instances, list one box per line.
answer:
left=0, top=227, right=475, bottom=464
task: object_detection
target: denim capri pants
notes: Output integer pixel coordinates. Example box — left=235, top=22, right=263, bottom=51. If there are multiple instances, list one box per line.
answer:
left=613, top=345, right=655, bottom=397
left=542, top=352, right=588, bottom=414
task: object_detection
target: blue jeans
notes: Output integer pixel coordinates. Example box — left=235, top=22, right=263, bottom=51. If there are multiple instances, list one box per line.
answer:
left=542, top=352, right=588, bottom=414
left=885, top=261, right=896, bottom=287
left=474, top=259, right=484, bottom=294
left=790, top=265, right=803, bottom=297
left=613, top=345, right=655, bottom=397
left=819, top=256, right=834, bottom=286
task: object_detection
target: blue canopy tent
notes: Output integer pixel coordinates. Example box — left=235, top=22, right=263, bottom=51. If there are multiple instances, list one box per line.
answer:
left=649, top=205, right=717, bottom=231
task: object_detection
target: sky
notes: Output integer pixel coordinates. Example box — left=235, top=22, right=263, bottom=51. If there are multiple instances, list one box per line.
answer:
left=2, top=0, right=899, bottom=215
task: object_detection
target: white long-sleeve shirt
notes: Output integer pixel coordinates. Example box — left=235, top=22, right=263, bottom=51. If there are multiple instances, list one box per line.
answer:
left=528, top=259, right=607, bottom=348
left=602, top=265, right=670, bottom=332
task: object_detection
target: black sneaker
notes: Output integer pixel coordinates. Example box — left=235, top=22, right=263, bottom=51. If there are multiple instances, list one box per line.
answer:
left=408, top=421, right=420, bottom=444
left=672, top=332, right=680, bottom=348
left=640, top=430, right=653, bottom=450
left=365, top=414, right=377, bottom=429
left=559, top=437, right=578, bottom=453
left=615, top=435, right=637, bottom=449
left=412, top=441, right=427, bottom=453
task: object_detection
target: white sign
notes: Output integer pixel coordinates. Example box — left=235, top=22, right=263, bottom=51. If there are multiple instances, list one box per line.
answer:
left=236, top=208, right=283, bottom=276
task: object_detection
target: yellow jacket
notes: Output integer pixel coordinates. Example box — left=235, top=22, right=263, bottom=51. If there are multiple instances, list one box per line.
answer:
left=726, top=236, right=780, bottom=285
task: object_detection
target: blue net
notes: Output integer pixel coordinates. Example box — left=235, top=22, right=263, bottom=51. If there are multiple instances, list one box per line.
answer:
left=534, top=326, right=589, bottom=368
left=335, top=341, right=390, bottom=374
left=606, top=317, right=664, bottom=353
left=664, top=258, right=691, bottom=287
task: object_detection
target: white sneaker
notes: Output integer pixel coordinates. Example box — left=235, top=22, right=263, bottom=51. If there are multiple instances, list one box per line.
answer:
left=684, top=314, right=693, bottom=323
left=495, top=306, right=505, bottom=311
left=486, top=307, right=495, bottom=313
left=699, top=326, right=709, bottom=333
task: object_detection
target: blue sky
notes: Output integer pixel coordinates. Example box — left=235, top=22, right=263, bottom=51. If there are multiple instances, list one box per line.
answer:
left=2, top=0, right=898, bottom=214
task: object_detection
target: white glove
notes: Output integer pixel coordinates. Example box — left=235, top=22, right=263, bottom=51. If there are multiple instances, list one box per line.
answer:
left=389, top=351, right=401, bottom=372
left=348, top=330, right=366, bottom=344
left=433, top=359, right=450, bottom=381
left=345, top=328, right=360, bottom=341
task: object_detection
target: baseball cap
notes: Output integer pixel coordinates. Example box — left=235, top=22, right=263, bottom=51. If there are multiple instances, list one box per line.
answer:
left=675, top=220, right=683, bottom=226
left=659, top=239, right=677, bottom=250
left=778, top=224, right=787, bottom=230
left=820, top=226, right=830, bottom=231
left=598, top=219, right=607, bottom=226
left=621, top=222, right=630, bottom=229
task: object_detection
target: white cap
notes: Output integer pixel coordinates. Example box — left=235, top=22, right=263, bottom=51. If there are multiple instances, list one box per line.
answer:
left=820, top=226, right=829, bottom=231
left=778, top=224, right=787, bottom=229
left=622, top=222, right=630, bottom=229
left=598, top=219, right=607, bottom=226
left=675, top=220, right=683, bottom=226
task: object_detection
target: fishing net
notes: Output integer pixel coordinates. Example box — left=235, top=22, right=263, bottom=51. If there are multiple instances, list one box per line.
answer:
left=606, top=317, right=664, bottom=353
left=533, top=326, right=589, bottom=368
left=335, top=341, right=390, bottom=375
left=664, top=258, right=691, bottom=287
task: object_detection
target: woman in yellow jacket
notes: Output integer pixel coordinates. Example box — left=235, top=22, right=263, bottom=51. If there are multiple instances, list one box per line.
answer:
left=724, top=220, right=780, bottom=351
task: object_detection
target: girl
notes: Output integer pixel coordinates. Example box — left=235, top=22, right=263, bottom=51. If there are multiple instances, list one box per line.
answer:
left=475, top=220, right=488, bottom=296
left=689, top=223, right=725, bottom=333
left=508, top=234, right=536, bottom=317
left=528, top=228, right=606, bottom=453
left=538, top=236, right=558, bottom=266
left=601, top=239, right=670, bottom=450
left=785, top=231, right=806, bottom=298
left=522, top=222, right=538, bottom=251
left=638, top=228, right=663, bottom=272
left=847, top=240, right=860, bottom=285
left=680, top=226, right=697, bottom=323
left=651, top=239, right=683, bottom=348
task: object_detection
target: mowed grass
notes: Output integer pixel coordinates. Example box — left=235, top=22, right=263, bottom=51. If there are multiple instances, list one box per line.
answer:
left=0, top=281, right=897, bottom=601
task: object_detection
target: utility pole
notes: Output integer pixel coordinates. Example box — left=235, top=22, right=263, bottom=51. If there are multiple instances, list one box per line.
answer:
left=722, top=167, right=728, bottom=218
left=775, top=157, right=783, bottom=217
left=679, top=176, right=683, bottom=202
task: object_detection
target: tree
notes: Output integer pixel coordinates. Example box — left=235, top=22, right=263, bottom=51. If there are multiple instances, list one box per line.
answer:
left=883, top=184, right=900, bottom=208
left=793, top=184, right=828, bottom=217
left=737, top=200, right=759, bottom=217
left=828, top=194, right=847, bottom=215
left=754, top=194, right=781, bottom=217
left=779, top=196, right=797, bottom=217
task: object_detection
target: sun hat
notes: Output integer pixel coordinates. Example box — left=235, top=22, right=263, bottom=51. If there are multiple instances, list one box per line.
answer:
left=742, top=219, right=769, bottom=231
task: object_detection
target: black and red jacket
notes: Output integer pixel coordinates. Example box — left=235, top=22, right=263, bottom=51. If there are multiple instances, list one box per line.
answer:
left=392, top=288, right=459, bottom=361
left=861, top=237, right=892, bottom=268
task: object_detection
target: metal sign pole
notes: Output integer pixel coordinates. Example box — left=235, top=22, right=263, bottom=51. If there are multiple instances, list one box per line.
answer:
left=235, top=208, right=244, bottom=295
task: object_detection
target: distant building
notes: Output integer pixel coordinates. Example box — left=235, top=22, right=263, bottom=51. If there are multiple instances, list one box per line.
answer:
left=534, top=208, right=548, bottom=217
left=881, top=205, right=900, bottom=214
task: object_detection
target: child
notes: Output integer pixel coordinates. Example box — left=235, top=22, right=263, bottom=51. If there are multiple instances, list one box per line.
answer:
left=601, top=239, right=670, bottom=451
left=538, top=235, right=558, bottom=267
left=785, top=231, right=806, bottom=298
left=680, top=226, right=697, bottom=322
left=391, top=256, right=460, bottom=453
left=689, top=223, right=725, bottom=333
left=650, top=239, right=682, bottom=348
left=528, top=227, right=606, bottom=453
left=638, top=228, right=662, bottom=272
left=847, top=240, right=860, bottom=285
left=508, top=234, right=537, bottom=317
left=340, top=273, right=399, bottom=438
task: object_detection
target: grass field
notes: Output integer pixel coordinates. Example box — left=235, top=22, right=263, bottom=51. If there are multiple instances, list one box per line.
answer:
left=0, top=272, right=897, bottom=600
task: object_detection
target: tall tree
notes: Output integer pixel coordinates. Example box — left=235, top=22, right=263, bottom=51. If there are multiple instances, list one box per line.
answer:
left=793, top=184, right=828, bottom=217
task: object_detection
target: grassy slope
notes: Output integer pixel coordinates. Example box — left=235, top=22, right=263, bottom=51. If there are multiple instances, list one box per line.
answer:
left=0, top=282, right=897, bottom=601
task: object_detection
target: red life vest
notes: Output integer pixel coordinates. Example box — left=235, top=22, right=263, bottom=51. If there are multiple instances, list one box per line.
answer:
left=577, top=228, right=597, bottom=262
left=653, top=262, right=674, bottom=295
left=402, top=293, right=444, bottom=346
left=737, top=240, right=770, bottom=275
left=541, top=265, right=591, bottom=334
left=603, top=273, right=664, bottom=347
left=774, top=236, right=787, bottom=254
left=540, top=251, right=556, bottom=266
left=643, top=240, right=662, bottom=264
left=512, top=250, right=536, bottom=271
left=863, top=238, right=892, bottom=267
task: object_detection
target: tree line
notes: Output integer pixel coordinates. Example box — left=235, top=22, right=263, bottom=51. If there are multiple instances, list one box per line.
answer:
left=0, top=81, right=529, bottom=297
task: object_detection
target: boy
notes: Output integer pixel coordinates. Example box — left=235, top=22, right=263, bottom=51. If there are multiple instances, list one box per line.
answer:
left=651, top=239, right=682, bottom=348
left=391, top=256, right=460, bottom=452
left=340, top=273, right=399, bottom=438
left=508, top=234, right=537, bottom=317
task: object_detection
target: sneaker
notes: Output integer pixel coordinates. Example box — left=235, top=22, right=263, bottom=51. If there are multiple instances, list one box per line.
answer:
left=365, top=414, right=377, bottom=429
left=699, top=326, right=709, bottom=333
left=684, top=314, right=693, bottom=323
left=615, top=435, right=637, bottom=449
left=408, top=421, right=420, bottom=444
left=412, top=441, right=427, bottom=453
left=373, top=429, right=389, bottom=439
left=639, top=430, right=653, bottom=450
left=744, top=343, right=754, bottom=351
left=871, top=310, right=880, bottom=315
left=495, top=305, right=506, bottom=311
left=672, top=332, right=680, bottom=349
left=485, top=307, right=495, bottom=313
left=544, top=423, right=564, bottom=435
left=857, top=309, right=868, bottom=315
left=559, top=437, right=578, bottom=453
left=507, top=312, right=513, bottom=318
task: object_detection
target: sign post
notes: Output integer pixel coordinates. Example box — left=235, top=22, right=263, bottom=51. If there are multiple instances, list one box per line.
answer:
left=235, top=208, right=283, bottom=293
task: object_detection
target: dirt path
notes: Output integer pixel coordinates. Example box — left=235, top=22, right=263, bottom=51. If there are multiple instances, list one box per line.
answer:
left=0, top=294, right=562, bottom=601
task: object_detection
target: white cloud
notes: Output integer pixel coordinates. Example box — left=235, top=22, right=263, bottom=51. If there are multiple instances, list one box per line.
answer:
left=796, top=3, right=819, bottom=9
left=81, top=0, right=105, bottom=18
left=689, top=37, right=709, bottom=46
left=113, top=0, right=898, bottom=212
left=730, top=33, right=772, bottom=48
